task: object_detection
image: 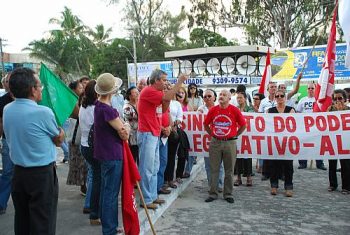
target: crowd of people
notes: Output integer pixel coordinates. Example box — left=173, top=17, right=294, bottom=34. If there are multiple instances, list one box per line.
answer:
left=0, top=67, right=350, bottom=234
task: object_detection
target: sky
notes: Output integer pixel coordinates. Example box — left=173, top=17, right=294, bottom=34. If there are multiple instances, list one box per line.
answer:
left=0, top=0, right=193, bottom=53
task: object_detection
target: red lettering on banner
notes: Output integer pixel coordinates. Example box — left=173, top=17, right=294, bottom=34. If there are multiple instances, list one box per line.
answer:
left=244, top=115, right=254, bottom=132
left=203, top=134, right=210, bottom=152
left=304, top=116, right=314, bottom=132
left=241, top=136, right=252, bottom=154
left=252, top=136, right=265, bottom=154
left=274, top=136, right=288, bottom=155
left=341, top=113, right=350, bottom=130
left=267, top=136, right=273, bottom=155
left=320, top=136, right=335, bottom=155
left=327, top=115, right=340, bottom=131
left=336, top=135, right=350, bottom=154
left=288, top=136, right=300, bottom=155
left=193, top=134, right=201, bottom=152
left=255, top=116, right=265, bottom=132
left=192, top=114, right=203, bottom=131
left=285, top=117, right=296, bottom=133
left=316, top=116, right=327, bottom=131
left=274, top=117, right=285, bottom=133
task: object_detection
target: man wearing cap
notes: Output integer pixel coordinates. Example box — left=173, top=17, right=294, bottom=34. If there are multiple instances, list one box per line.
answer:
left=138, top=69, right=187, bottom=209
left=93, top=73, right=129, bottom=234
left=3, top=68, right=64, bottom=234
left=204, top=89, right=246, bottom=204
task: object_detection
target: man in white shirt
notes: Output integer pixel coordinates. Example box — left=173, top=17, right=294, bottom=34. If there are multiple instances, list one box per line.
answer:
left=259, top=82, right=277, bottom=113
left=278, top=73, right=302, bottom=108
left=297, top=83, right=327, bottom=170
left=296, top=83, right=326, bottom=170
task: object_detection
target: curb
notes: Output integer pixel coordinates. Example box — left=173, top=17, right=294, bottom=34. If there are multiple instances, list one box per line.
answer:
left=139, top=158, right=204, bottom=235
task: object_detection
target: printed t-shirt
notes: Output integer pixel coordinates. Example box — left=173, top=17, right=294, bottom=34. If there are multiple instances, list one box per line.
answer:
left=94, top=101, right=123, bottom=161
left=296, top=97, right=315, bottom=113
left=204, top=104, right=246, bottom=139
left=138, top=86, right=163, bottom=136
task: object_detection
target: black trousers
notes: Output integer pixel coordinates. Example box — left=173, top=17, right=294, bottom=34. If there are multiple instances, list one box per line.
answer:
left=12, top=163, right=58, bottom=235
left=270, top=160, right=294, bottom=190
left=164, top=132, right=180, bottom=182
left=129, top=144, right=139, bottom=166
left=329, top=159, right=350, bottom=190
left=235, top=158, right=252, bottom=176
left=262, top=160, right=271, bottom=177
left=81, top=145, right=101, bottom=220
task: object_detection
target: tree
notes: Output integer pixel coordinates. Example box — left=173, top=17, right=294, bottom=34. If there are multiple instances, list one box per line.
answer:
left=109, top=0, right=187, bottom=61
left=188, top=0, right=336, bottom=48
left=189, top=28, right=238, bottom=47
left=25, top=7, right=96, bottom=80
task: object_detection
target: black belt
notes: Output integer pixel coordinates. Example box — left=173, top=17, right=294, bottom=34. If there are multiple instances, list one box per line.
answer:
left=213, top=136, right=237, bottom=141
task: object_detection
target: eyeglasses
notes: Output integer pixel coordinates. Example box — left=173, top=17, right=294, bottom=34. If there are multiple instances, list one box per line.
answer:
left=279, top=87, right=286, bottom=90
left=308, top=87, right=315, bottom=90
left=253, top=97, right=260, bottom=100
left=333, top=97, right=343, bottom=101
left=203, top=95, right=212, bottom=99
left=275, top=95, right=285, bottom=98
left=189, top=87, right=196, bottom=90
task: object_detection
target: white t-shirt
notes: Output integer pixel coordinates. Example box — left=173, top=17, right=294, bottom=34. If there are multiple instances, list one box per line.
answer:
left=78, top=105, right=95, bottom=147
left=259, top=97, right=276, bottom=113
left=296, top=96, right=315, bottom=113
left=170, top=100, right=183, bottom=123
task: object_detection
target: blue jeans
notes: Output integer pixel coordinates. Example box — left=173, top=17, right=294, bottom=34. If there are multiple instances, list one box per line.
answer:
left=157, top=140, right=168, bottom=192
left=204, top=157, right=224, bottom=189
left=84, top=163, right=92, bottom=209
left=0, top=139, right=14, bottom=210
left=100, top=160, right=123, bottom=235
left=184, top=156, right=195, bottom=175
left=61, top=120, right=70, bottom=160
left=138, top=131, right=160, bottom=204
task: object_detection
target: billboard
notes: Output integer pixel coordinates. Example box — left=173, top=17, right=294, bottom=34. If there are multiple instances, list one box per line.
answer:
left=272, top=43, right=350, bottom=80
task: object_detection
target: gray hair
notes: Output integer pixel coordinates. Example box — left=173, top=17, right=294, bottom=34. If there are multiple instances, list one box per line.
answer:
left=149, top=69, right=167, bottom=85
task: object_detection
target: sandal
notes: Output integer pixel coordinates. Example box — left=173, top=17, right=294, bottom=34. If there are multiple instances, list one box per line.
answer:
left=176, top=178, right=183, bottom=184
left=168, top=181, right=178, bottom=189
left=246, top=177, right=253, bottom=187
left=341, top=189, right=350, bottom=195
left=328, top=186, right=337, bottom=192
left=234, top=179, right=242, bottom=186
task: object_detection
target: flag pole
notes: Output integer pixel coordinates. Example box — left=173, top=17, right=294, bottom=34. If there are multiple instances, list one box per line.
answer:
left=299, top=1, right=339, bottom=75
left=136, top=181, right=157, bottom=235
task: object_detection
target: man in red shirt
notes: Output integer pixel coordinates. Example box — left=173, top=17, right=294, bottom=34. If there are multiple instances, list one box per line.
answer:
left=138, top=69, right=187, bottom=209
left=204, top=89, right=246, bottom=203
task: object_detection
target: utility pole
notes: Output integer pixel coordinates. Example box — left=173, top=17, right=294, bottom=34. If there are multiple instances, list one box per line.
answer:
left=132, top=34, right=138, bottom=87
left=0, top=38, right=6, bottom=78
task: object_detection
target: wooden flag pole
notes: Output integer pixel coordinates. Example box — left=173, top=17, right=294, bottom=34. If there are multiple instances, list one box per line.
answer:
left=136, top=181, right=157, bottom=235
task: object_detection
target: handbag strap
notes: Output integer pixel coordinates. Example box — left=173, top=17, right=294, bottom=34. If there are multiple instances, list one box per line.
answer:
left=72, top=119, right=79, bottom=145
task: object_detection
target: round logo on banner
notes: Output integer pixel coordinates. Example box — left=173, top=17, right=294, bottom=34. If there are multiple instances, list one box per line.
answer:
left=212, top=114, right=232, bottom=137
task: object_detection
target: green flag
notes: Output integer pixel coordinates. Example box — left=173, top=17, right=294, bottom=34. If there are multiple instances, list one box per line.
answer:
left=39, top=63, right=78, bottom=126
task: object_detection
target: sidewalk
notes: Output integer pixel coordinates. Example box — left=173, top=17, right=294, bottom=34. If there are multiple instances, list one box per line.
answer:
left=0, top=149, right=203, bottom=235
left=150, top=161, right=350, bottom=235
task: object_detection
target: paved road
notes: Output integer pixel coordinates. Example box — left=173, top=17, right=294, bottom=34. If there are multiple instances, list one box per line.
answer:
left=150, top=162, right=350, bottom=235
left=1, top=154, right=350, bottom=235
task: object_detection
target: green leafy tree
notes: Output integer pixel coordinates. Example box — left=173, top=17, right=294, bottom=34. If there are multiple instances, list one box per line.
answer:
left=189, top=28, right=238, bottom=47
left=188, top=0, right=335, bottom=47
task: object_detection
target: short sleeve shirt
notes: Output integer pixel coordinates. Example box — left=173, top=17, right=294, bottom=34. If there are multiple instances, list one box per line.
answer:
left=94, top=101, right=123, bottom=161
left=138, top=86, right=163, bottom=136
left=204, top=104, right=246, bottom=139
left=259, top=97, right=276, bottom=113
left=3, top=99, right=59, bottom=167
left=296, top=97, right=315, bottom=113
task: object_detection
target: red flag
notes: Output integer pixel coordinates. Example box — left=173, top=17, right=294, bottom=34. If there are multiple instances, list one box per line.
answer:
left=122, top=141, right=141, bottom=235
left=258, top=48, right=271, bottom=97
left=313, top=6, right=337, bottom=112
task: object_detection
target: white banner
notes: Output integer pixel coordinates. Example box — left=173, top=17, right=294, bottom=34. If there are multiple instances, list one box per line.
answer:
left=182, top=111, right=350, bottom=160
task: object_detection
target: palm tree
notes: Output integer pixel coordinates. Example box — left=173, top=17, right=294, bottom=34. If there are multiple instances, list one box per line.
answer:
left=89, top=24, right=113, bottom=48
